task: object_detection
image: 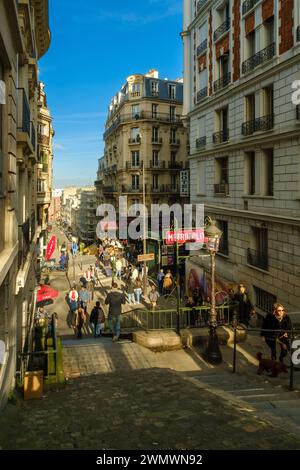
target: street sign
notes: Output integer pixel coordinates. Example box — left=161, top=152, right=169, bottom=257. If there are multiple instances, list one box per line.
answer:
left=137, top=253, right=155, bottom=262
left=165, top=229, right=206, bottom=245
left=45, top=236, right=56, bottom=260
left=180, top=170, right=189, bottom=197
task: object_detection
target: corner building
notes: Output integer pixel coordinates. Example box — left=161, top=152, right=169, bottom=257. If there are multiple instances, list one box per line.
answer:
left=183, top=0, right=300, bottom=315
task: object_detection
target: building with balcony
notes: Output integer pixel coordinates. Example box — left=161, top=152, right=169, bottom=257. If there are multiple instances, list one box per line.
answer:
left=0, top=0, right=51, bottom=408
left=98, top=69, right=189, bottom=232
left=183, top=0, right=300, bottom=315
left=49, top=189, right=62, bottom=223
left=37, top=82, right=54, bottom=251
left=76, top=188, right=97, bottom=245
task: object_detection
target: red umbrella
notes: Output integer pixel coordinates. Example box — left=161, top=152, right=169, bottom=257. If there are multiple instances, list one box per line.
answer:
left=37, top=285, right=59, bottom=303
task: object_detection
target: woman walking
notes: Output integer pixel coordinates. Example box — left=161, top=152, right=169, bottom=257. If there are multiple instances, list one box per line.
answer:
left=261, top=303, right=292, bottom=362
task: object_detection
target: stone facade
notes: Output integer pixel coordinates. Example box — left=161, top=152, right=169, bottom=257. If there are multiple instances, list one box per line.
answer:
left=0, top=0, right=51, bottom=409
left=183, top=0, right=300, bottom=314
left=96, top=70, right=189, bottom=226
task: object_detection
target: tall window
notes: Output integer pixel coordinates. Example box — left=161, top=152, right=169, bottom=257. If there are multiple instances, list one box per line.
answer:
left=171, top=151, right=176, bottom=165
left=132, top=104, right=140, bottom=119
left=152, top=174, right=159, bottom=190
left=263, top=85, right=274, bottom=116
left=131, top=151, right=140, bottom=167
left=171, top=174, right=177, bottom=190
left=245, top=151, right=255, bottom=195
left=132, top=175, right=140, bottom=190
left=152, top=104, right=158, bottom=118
left=168, top=84, right=176, bottom=100
left=152, top=127, right=159, bottom=142
left=152, top=150, right=159, bottom=166
left=170, top=128, right=176, bottom=143
left=151, top=81, right=159, bottom=96
left=249, top=227, right=268, bottom=270
left=217, top=220, right=229, bottom=256
left=263, top=148, right=274, bottom=196
left=169, top=106, right=176, bottom=122
left=131, top=83, right=140, bottom=96
left=214, top=157, right=229, bottom=195
left=0, top=60, right=4, bottom=196
left=131, top=127, right=140, bottom=141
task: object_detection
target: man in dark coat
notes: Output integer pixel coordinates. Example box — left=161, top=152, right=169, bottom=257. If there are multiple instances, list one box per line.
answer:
left=105, top=282, right=126, bottom=342
left=261, top=303, right=292, bottom=361
left=234, top=284, right=254, bottom=327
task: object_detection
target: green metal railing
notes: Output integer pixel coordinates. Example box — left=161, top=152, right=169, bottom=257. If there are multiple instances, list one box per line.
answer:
left=120, top=305, right=231, bottom=331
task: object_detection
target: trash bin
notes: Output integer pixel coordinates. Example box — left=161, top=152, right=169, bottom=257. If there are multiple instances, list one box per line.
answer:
left=23, top=370, right=44, bottom=400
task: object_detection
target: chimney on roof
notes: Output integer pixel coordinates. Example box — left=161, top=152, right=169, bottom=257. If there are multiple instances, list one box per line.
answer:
left=145, top=69, right=159, bottom=79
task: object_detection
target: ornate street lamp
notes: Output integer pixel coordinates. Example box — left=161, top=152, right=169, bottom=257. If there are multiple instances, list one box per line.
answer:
left=203, top=217, right=223, bottom=364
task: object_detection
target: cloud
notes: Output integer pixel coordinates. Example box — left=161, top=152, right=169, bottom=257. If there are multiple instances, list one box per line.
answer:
left=54, top=112, right=107, bottom=123
left=53, top=143, right=65, bottom=150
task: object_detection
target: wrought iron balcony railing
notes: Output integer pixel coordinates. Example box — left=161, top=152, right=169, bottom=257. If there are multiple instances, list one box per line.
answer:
left=126, top=161, right=143, bottom=170
left=122, top=185, right=142, bottom=193
left=168, top=162, right=183, bottom=170
left=152, top=137, right=163, bottom=144
left=31, top=122, right=36, bottom=150
left=197, top=87, right=208, bottom=103
left=213, top=73, right=231, bottom=93
left=128, top=136, right=141, bottom=144
left=242, top=43, right=275, bottom=74
left=241, top=114, right=274, bottom=136
left=197, top=0, right=208, bottom=14
left=169, top=138, right=180, bottom=146
left=196, top=39, right=208, bottom=57
left=17, top=88, right=30, bottom=136
left=103, top=186, right=117, bottom=193
left=247, top=248, right=268, bottom=271
left=214, top=183, right=229, bottom=196
left=213, top=128, right=229, bottom=144
left=196, top=136, right=206, bottom=149
left=150, top=161, right=166, bottom=169
left=242, top=0, right=259, bottom=16
left=214, top=17, right=231, bottom=42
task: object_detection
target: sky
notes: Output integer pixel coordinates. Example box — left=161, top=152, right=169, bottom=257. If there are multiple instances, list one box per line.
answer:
left=39, top=0, right=183, bottom=189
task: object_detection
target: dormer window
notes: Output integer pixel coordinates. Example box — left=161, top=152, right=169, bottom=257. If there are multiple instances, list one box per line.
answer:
left=168, top=84, right=176, bottom=100
left=151, top=81, right=159, bottom=97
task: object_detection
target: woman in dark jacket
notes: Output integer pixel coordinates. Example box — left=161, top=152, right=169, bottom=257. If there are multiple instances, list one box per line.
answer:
left=261, top=303, right=292, bottom=361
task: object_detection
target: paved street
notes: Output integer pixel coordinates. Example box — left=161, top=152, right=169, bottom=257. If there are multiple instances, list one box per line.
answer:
left=1, top=226, right=300, bottom=450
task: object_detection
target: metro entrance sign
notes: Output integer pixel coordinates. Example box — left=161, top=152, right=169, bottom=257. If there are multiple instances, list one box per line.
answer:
left=165, top=229, right=206, bottom=245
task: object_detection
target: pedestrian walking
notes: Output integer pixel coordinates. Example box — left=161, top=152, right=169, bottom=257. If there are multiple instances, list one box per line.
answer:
left=116, top=257, right=122, bottom=279
left=234, top=283, right=255, bottom=327
left=134, top=276, right=143, bottom=304
left=69, top=287, right=79, bottom=313
left=75, top=303, right=86, bottom=339
left=149, top=285, right=160, bottom=310
left=79, top=285, right=90, bottom=311
left=261, top=303, right=292, bottom=362
left=90, top=301, right=105, bottom=337
left=105, top=282, right=126, bottom=342
left=157, top=269, right=165, bottom=295
left=127, top=279, right=136, bottom=305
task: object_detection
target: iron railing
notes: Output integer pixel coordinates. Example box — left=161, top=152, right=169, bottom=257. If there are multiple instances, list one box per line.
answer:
left=31, top=122, right=36, bottom=150
left=128, top=136, right=141, bottom=144
left=196, top=39, right=208, bottom=57
left=214, top=183, right=229, bottom=195
left=104, top=113, right=182, bottom=139
left=242, top=0, right=259, bottom=15
left=242, top=114, right=274, bottom=135
left=152, top=137, right=163, bottom=144
left=150, top=161, right=166, bottom=169
left=242, top=43, right=275, bottom=74
left=122, top=185, right=142, bottom=193
left=213, top=73, right=231, bottom=93
left=168, top=162, right=183, bottom=170
left=213, top=128, right=229, bottom=144
left=197, top=87, right=208, bottom=103
left=247, top=248, right=268, bottom=271
left=214, top=17, right=231, bottom=42
left=169, top=138, right=180, bottom=146
left=103, top=186, right=117, bottom=193
left=197, top=0, right=208, bottom=14
left=126, top=161, right=143, bottom=170
left=196, top=136, right=206, bottom=149
left=17, top=88, right=30, bottom=136
left=18, top=219, right=30, bottom=269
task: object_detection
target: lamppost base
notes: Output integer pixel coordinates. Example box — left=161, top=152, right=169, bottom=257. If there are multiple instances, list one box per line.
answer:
left=203, top=325, right=222, bottom=365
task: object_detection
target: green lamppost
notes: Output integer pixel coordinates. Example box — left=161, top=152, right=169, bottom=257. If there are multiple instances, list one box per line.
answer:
left=203, top=217, right=223, bottom=364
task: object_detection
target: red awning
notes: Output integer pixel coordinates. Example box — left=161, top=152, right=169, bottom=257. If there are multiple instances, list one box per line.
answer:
left=37, top=285, right=59, bottom=303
